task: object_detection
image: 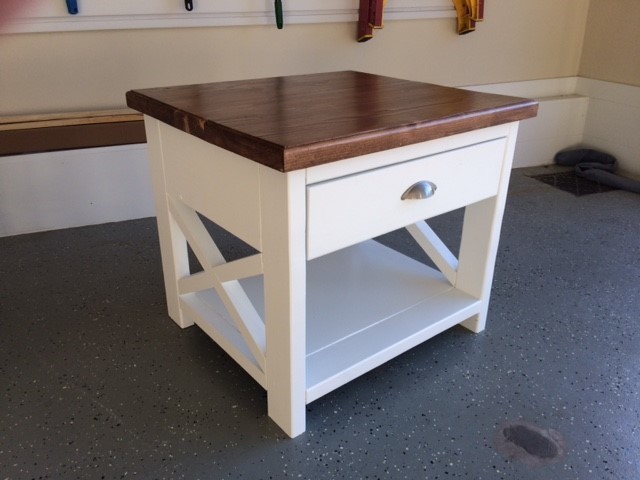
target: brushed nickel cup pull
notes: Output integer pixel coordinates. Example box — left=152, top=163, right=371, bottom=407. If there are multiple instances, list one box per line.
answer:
left=401, top=181, right=437, bottom=200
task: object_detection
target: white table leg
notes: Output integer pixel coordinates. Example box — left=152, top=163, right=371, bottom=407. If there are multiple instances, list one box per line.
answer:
left=456, top=123, right=519, bottom=333
left=143, top=117, right=192, bottom=328
left=456, top=196, right=503, bottom=332
left=259, top=166, right=307, bottom=437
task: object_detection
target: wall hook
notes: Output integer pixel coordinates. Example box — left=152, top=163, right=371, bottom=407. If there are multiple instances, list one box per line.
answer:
left=185, top=0, right=193, bottom=12
left=357, top=0, right=385, bottom=42
left=65, top=0, right=78, bottom=15
left=275, top=0, right=283, bottom=29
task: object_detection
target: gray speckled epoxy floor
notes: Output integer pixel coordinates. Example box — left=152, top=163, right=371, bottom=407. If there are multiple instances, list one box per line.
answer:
left=1, top=167, right=639, bottom=480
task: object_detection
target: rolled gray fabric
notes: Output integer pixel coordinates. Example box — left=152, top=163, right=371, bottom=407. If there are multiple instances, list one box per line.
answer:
left=554, top=148, right=617, bottom=167
left=554, top=148, right=640, bottom=194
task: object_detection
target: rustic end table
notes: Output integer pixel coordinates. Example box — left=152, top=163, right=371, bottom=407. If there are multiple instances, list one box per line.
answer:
left=127, top=71, right=537, bottom=437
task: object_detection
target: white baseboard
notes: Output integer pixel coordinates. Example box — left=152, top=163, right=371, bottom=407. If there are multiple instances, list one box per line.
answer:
left=467, top=77, right=640, bottom=175
left=512, top=94, right=588, bottom=168
left=2, top=77, right=637, bottom=237
left=577, top=78, right=640, bottom=178
left=0, top=144, right=154, bottom=237
left=465, top=78, right=589, bottom=168
left=463, top=77, right=580, bottom=98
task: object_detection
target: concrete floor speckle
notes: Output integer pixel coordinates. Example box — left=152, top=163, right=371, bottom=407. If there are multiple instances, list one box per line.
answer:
left=1, top=167, right=639, bottom=479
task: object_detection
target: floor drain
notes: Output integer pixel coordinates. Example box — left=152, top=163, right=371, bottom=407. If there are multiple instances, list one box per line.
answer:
left=494, top=420, right=566, bottom=467
left=530, top=171, right=616, bottom=196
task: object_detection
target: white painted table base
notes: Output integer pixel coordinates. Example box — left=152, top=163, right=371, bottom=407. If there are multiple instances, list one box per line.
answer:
left=144, top=116, right=520, bottom=437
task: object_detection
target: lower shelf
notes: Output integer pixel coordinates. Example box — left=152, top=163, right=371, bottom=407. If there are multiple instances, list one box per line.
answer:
left=180, top=240, right=481, bottom=403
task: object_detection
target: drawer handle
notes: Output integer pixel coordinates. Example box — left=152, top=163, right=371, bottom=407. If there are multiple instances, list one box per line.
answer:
left=401, top=181, right=437, bottom=200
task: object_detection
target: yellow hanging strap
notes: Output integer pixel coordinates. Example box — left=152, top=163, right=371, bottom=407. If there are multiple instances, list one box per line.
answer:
left=452, top=0, right=484, bottom=35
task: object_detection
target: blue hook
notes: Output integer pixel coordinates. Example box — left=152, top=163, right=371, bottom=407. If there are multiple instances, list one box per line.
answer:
left=66, top=0, right=78, bottom=15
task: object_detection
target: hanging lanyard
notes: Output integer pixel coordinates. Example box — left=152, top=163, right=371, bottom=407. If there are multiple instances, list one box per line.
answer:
left=275, top=0, right=283, bottom=29
left=65, top=0, right=78, bottom=15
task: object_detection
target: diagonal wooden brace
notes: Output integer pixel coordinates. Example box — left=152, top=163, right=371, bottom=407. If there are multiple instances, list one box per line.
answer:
left=167, top=195, right=266, bottom=372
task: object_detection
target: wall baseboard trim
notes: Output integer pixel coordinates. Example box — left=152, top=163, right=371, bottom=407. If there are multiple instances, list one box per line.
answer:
left=576, top=78, right=640, bottom=178
left=576, top=78, right=640, bottom=108
left=463, top=77, right=580, bottom=98
left=465, top=77, right=588, bottom=169
left=467, top=77, right=639, bottom=175
left=0, top=144, right=154, bottom=237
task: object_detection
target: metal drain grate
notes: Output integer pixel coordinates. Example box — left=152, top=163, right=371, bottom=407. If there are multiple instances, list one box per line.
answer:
left=530, top=171, right=617, bottom=196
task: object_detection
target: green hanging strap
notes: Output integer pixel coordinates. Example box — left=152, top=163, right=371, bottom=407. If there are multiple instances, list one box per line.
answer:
left=275, top=0, right=283, bottom=29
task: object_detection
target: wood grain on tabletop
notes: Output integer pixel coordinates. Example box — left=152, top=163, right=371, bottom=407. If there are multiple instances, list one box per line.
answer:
left=126, top=71, right=538, bottom=172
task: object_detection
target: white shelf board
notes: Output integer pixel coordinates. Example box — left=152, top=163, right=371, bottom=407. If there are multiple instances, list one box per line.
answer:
left=183, top=240, right=480, bottom=403
left=180, top=290, right=266, bottom=388
left=303, top=241, right=481, bottom=401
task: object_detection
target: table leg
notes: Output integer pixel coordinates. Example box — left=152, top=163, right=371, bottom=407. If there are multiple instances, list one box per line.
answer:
left=456, top=196, right=504, bottom=332
left=143, top=117, right=192, bottom=328
left=456, top=123, right=518, bottom=332
left=259, top=167, right=308, bottom=437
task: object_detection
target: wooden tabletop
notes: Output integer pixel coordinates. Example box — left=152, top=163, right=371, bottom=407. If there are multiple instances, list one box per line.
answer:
left=127, top=71, right=538, bottom=172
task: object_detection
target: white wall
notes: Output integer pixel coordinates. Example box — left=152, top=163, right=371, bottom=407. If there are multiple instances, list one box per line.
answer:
left=465, top=78, right=588, bottom=168
left=1, top=1, right=590, bottom=116
left=579, top=0, right=640, bottom=88
left=470, top=77, right=640, bottom=176
left=0, top=145, right=154, bottom=236
left=577, top=79, right=640, bottom=179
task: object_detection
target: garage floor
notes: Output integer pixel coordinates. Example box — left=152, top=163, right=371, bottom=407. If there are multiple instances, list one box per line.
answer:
left=1, top=167, right=639, bottom=480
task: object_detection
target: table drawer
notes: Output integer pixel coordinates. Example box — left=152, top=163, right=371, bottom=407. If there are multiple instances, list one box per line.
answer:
left=306, top=137, right=507, bottom=259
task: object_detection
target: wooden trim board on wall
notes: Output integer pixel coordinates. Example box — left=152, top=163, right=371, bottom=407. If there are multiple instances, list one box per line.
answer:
left=0, top=110, right=145, bottom=156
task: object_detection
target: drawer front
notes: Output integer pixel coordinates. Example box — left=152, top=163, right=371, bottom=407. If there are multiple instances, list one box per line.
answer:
left=306, top=138, right=507, bottom=259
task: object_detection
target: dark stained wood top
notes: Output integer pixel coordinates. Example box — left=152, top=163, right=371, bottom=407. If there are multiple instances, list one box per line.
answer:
left=127, top=71, right=538, bottom=172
